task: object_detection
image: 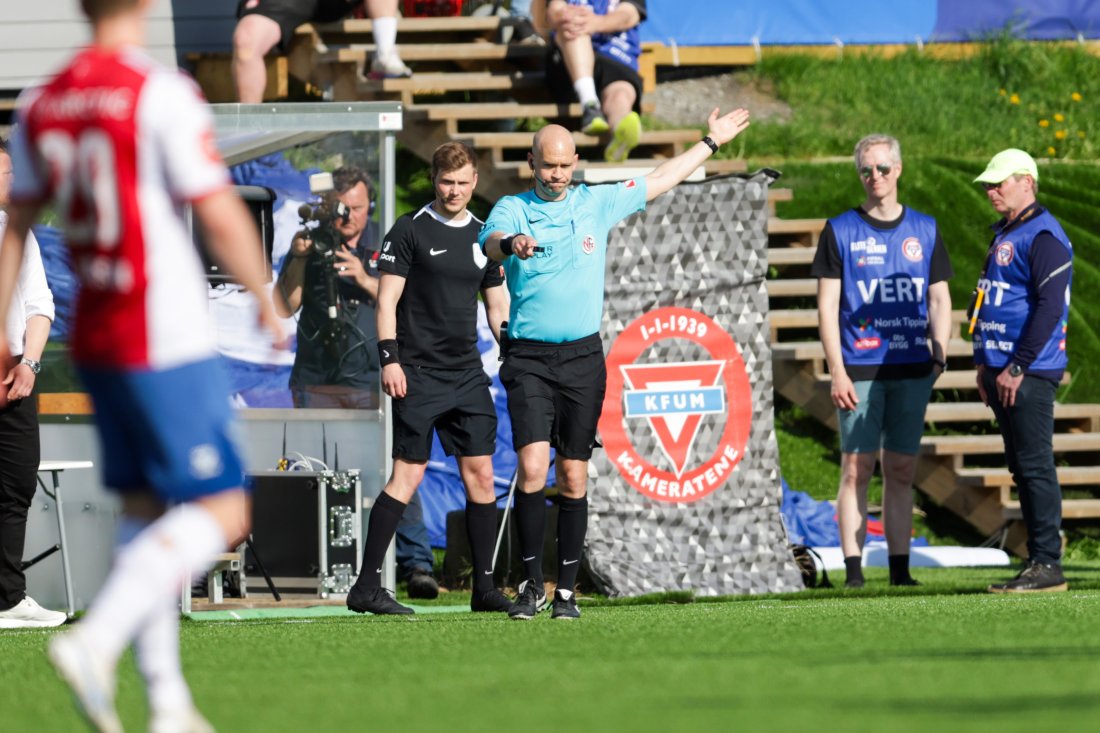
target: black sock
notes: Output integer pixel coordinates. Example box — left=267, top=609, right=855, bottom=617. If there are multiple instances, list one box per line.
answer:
left=513, top=488, right=546, bottom=585
left=556, top=495, right=588, bottom=593
left=465, top=500, right=498, bottom=594
left=356, top=492, right=406, bottom=589
left=844, top=556, right=864, bottom=584
left=888, top=554, right=912, bottom=584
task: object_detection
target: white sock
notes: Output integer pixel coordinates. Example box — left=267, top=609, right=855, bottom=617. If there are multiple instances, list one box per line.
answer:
left=76, top=504, right=226, bottom=664
left=137, top=597, right=193, bottom=714
left=573, top=77, right=599, bottom=108
left=373, top=16, right=398, bottom=61
left=109, top=515, right=195, bottom=712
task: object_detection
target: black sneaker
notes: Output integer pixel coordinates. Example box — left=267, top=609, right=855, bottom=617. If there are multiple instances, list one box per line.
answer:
left=844, top=577, right=865, bottom=589
left=988, top=562, right=1068, bottom=593
left=347, top=585, right=414, bottom=615
left=406, top=569, right=439, bottom=600
left=507, top=579, right=547, bottom=620
left=579, top=103, right=609, bottom=135
left=471, top=588, right=514, bottom=613
left=550, top=589, right=580, bottom=620
left=890, top=576, right=921, bottom=587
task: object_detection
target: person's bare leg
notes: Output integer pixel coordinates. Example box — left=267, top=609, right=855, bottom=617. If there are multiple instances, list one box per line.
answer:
left=601, top=80, right=636, bottom=131
left=836, top=452, right=876, bottom=586
left=232, top=15, right=283, bottom=103
left=881, top=449, right=919, bottom=584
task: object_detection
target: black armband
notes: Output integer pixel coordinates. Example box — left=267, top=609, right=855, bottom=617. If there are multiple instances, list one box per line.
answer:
left=377, top=339, right=400, bottom=367
left=499, top=235, right=516, bottom=257
left=701, top=136, right=719, bottom=154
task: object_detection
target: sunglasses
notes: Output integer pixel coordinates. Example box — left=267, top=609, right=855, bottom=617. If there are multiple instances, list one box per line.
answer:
left=859, top=163, right=894, bottom=179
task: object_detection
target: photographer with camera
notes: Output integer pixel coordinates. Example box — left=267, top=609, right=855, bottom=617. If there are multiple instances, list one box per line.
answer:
left=275, top=165, right=382, bottom=409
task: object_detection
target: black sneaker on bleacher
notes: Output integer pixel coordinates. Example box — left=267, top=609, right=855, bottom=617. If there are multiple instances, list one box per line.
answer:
left=471, top=588, right=514, bottom=613
left=507, top=579, right=547, bottom=620
left=550, top=589, right=580, bottom=620
left=347, top=585, right=414, bottom=615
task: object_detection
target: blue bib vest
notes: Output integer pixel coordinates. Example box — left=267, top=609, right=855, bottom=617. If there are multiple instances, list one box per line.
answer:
left=829, top=208, right=939, bottom=368
left=972, top=210, right=1072, bottom=370
left=568, top=0, right=642, bottom=71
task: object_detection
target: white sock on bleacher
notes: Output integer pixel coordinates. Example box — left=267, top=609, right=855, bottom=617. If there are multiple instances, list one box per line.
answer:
left=373, top=16, right=399, bottom=61
left=573, top=77, right=599, bottom=108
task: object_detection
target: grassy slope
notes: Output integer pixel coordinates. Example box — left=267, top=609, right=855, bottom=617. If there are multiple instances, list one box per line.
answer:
left=5, top=574, right=1100, bottom=732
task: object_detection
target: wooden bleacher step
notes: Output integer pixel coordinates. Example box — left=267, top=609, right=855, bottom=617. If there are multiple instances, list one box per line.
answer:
left=772, top=338, right=976, bottom=362
left=318, top=43, right=545, bottom=64
left=926, top=401, right=1100, bottom=425
left=921, top=431, right=1100, bottom=456
left=956, top=465, right=1100, bottom=488
left=358, top=69, right=546, bottom=95
left=1005, top=499, right=1100, bottom=520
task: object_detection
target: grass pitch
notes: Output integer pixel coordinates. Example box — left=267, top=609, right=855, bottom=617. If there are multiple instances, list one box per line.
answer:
left=4, top=566, right=1100, bottom=732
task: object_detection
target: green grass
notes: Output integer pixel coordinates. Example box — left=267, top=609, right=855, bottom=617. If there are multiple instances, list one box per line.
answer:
left=5, top=570, right=1100, bottom=732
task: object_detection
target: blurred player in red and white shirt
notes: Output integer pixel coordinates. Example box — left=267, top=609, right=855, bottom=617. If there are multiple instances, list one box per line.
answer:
left=0, top=1, right=283, bottom=731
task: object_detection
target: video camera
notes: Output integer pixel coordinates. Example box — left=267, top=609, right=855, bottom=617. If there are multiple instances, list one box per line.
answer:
left=297, top=172, right=351, bottom=255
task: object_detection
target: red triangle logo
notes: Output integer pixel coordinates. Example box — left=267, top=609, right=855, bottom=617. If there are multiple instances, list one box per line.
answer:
left=620, top=361, right=726, bottom=477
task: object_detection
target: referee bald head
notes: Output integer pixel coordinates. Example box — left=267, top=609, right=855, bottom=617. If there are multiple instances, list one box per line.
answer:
left=529, top=125, right=578, bottom=202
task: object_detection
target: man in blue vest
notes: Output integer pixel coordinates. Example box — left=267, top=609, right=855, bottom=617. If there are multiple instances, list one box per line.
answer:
left=812, top=134, right=954, bottom=588
left=545, top=0, right=646, bottom=162
left=972, top=149, right=1072, bottom=593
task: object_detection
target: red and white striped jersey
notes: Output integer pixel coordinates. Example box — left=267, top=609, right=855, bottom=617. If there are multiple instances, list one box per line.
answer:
left=9, top=46, right=229, bottom=369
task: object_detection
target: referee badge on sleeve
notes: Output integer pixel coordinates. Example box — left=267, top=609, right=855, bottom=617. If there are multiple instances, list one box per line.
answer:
left=472, top=242, right=488, bottom=268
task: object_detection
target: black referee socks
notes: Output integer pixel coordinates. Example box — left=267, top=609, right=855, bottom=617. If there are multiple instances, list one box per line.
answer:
left=556, top=494, right=588, bottom=593
left=514, top=488, right=547, bottom=586
left=465, top=500, right=498, bottom=594
left=359, top=491, right=407, bottom=589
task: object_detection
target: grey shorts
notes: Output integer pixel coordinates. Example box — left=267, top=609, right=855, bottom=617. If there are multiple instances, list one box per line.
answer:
left=837, top=373, right=936, bottom=455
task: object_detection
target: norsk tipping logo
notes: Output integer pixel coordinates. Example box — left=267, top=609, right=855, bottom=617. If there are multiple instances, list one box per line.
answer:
left=599, top=307, right=753, bottom=503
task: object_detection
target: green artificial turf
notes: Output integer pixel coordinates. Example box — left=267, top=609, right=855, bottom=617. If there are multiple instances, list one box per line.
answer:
left=5, top=566, right=1100, bottom=732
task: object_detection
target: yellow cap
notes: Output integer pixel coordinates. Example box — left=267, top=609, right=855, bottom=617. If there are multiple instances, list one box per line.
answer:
left=974, top=148, right=1039, bottom=184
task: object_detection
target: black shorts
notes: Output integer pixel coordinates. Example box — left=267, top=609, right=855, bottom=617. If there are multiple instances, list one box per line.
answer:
left=237, top=0, right=359, bottom=53
left=391, top=366, right=496, bottom=462
left=499, top=334, right=607, bottom=460
left=546, top=46, right=643, bottom=115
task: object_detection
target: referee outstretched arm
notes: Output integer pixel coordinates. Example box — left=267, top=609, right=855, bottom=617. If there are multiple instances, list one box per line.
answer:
left=482, top=107, right=751, bottom=260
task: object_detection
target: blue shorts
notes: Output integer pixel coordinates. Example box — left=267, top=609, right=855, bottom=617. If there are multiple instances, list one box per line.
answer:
left=79, top=359, right=246, bottom=502
left=837, top=373, right=936, bottom=455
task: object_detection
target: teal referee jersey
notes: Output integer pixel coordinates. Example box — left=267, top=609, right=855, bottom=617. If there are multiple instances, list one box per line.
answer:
left=480, top=178, right=647, bottom=342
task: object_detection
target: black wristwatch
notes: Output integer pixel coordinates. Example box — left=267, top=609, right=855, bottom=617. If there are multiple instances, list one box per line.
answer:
left=931, top=357, right=947, bottom=371
left=20, top=357, right=41, bottom=375
left=1008, top=363, right=1025, bottom=378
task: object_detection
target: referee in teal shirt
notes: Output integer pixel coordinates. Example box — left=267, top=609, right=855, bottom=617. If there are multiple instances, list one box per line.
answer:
left=480, top=109, right=752, bottom=620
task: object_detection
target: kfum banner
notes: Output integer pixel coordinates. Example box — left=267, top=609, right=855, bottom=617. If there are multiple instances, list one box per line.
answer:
left=587, top=172, right=803, bottom=597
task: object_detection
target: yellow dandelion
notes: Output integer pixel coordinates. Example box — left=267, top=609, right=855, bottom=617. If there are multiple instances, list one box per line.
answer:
left=1079, top=131, right=1087, bottom=139
left=1009, top=93, right=1020, bottom=104
left=1055, top=129, right=1067, bottom=140
left=999, top=88, right=1007, bottom=96
left=1072, top=92, right=1082, bottom=102
left=1048, top=146, right=1057, bottom=155
left=1039, top=119, right=1050, bottom=127
left=1054, top=113, right=1065, bottom=122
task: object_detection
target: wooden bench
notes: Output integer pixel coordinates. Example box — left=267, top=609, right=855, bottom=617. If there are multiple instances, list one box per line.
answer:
left=767, top=217, right=826, bottom=246
left=921, top=431, right=1100, bottom=456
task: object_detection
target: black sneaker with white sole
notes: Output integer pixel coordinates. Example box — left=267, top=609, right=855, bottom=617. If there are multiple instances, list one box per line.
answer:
left=346, top=586, right=414, bottom=615
left=988, top=562, right=1067, bottom=593
left=550, top=589, right=580, bottom=620
left=471, top=588, right=514, bottom=613
left=507, top=579, right=547, bottom=620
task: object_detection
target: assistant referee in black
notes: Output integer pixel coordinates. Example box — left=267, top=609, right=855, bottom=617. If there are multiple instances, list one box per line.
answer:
left=346, top=142, right=513, bottom=615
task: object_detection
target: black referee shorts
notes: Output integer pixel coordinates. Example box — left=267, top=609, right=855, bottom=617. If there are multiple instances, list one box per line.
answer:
left=391, top=366, right=496, bottom=462
left=237, top=0, right=359, bottom=53
left=546, top=46, right=644, bottom=116
left=499, top=333, right=607, bottom=460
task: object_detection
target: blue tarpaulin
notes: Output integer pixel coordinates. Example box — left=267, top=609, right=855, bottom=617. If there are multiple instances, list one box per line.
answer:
left=639, top=0, right=1100, bottom=47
